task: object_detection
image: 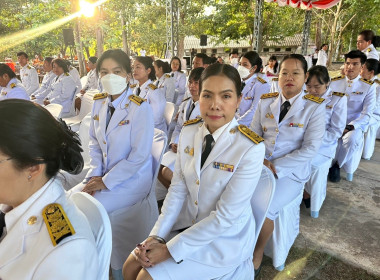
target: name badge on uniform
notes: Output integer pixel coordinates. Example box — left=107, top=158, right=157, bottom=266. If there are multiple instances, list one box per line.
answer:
left=119, top=120, right=129, bottom=126
left=289, top=123, right=304, bottom=128
left=213, top=162, right=234, bottom=172
left=352, top=92, right=363, bottom=95
left=265, top=113, right=274, bottom=119
left=244, top=97, right=253, bottom=100
left=326, top=105, right=333, bottom=109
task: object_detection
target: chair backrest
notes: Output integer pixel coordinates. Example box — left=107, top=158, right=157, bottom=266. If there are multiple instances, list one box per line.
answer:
left=151, top=128, right=168, bottom=190
left=45, top=103, right=63, bottom=118
left=70, top=192, right=112, bottom=280
left=251, top=165, right=276, bottom=247
left=80, top=76, right=88, bottom=88
left=164, top=102, right=175, bottom=127
left=78, top=90, right=96, bottom=119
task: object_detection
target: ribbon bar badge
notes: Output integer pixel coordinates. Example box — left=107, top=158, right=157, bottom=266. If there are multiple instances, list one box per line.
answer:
left=213, top=162, right=234, bottom=172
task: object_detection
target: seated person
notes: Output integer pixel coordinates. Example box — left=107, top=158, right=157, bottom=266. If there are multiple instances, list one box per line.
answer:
left=157, top=67, right=204, bottom=190
left=123, top=63, right=265, bottom=280
left=0, top=63, right=29, bottom=101
left=43, top=58, right=76, bottom=116
left=76, top=56, right=99, bottom=111
left=0, top=99, right=99, bottom=279
left=31, top=57, right=57, bottom=102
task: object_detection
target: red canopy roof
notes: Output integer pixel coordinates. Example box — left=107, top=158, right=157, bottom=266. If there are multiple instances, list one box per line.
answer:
left=265, top=0, right=340, bottom=9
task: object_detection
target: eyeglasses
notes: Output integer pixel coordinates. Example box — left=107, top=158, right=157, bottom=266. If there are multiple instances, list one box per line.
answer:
left=0, top=158, right=12, bottom=164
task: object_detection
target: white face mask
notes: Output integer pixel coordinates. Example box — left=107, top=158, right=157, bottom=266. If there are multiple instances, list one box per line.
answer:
left=237, top=65, right=251, bottom=79
left=101, top=74, right=128, bottom=95
left=231, top=58, right=239, bottom=65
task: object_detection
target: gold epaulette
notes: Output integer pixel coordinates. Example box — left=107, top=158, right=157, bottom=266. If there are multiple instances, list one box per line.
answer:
left=64, top=72, right=69, bottom=76
left=367, top=48, right=372, bottom=52
left=238, top=125, right=264, bottom=144
left=184, top=118, right=202, bottom=126
left=360, top=78, right=374, bottom=86
left=42, top=203, right=75, bottom=246
left=272, top=77, right=278, bottom=81
left=148, top=83, right=157, bottom=90
left=331, top=75, right=345, bottom=81
left=332, top=92, right=345, bottom=97
left=375, top=80, right=380, bottom=85
left=261, top=92, right=279, bottom=99
left=304, top=94, right=324, bottom=104
left=165, top=74, right=171, bottom=78
left=93, top=93, right=108, bottom=100
left=257, top=76, right=267, bottom=84
left=130, top=84, right=137, bottom=88
left=10, top=83, right=16, bottom=89
left=27, top=65, right=31, bottom=69
left=129, top=94, right=145, bottom=106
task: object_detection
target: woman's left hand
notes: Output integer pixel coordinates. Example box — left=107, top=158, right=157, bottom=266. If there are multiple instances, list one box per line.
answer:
left=82, top=176, right=107, bottom=195
left=145, top=243, right=172, bottom=266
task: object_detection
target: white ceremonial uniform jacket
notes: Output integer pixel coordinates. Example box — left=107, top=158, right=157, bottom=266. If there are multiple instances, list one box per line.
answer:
left=69, top=66, right=82, bottom=91
left=19, top=64, right=39, bottom=95
left=317, top=88, right=347, bottom=158
left=170, top=97, right=201, bottom=144
left=83, top=69, right=99, bottom=91
left=156, top=73, right=176, bottom=103
left=85, top=89, right=154, bottom=208
left=330, top=75, right=376, bottom=131
left=316, top=49, right=328, bottom=66
left=0, top=78, right=29, bottom=101
left=33, top=71, right=57, bottom=101
left=150, top=118, right=265, bottom=267
left=251, top=91, right=325, bottom=182
left=236, top=73, right=271, bottom=126
left=171, top=71, right=187, bottom=105
left=132, top=79, right=167, bottom=133
left=372, top=78, right=380, bottom=119
left=0, top=178, right=99, bottom=280
left=364, top=44, right=379, bottom=60
left=45, top=73, right=77, bottom=114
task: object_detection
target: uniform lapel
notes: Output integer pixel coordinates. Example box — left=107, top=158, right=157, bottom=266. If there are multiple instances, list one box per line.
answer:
left=193, top=124, right=203, bottom=179
left=98, top=97, right=109, bottom=139
left=281, top=91, right=306, bottom=124
left=270, top=95, right=281, bottom=124
left=106, top=92, right=130, bottom=136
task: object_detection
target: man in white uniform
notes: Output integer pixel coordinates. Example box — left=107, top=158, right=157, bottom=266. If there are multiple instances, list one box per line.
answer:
left=31, top=57, right=56, bottom=103
left=17, top=51, right=39, bottom=95
left=357, top=30, right=380, bottom=60
left=316, top=44, right=328, bottom=67
left=329, top=50, right=376, bottom=182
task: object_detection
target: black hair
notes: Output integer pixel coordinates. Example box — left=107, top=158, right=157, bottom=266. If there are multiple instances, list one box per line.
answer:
left=44, top=57, right=54, bottom=64
left=195, top=53, right=208, bottom=64
left=364, top=59, right=379, bottom=76
left=241, top=51, right=262, bottom=73
left=16, top=51, right=28, bottom=59
left=229, top=50, right=239, bottom=57
left=344, top=50, right=367, bottom=65
left=188, top=67, right=204, bottom=81
left=320, top=43, right=328, bottom=48
left=208, top=57, right=218, bottom=65
left=306, top=65, right=330, bottom=85
left=170, top=56, right=182, bottom=72
left=135, top=56, right=156, bottom=81
left=96, top=49, right=131, bottom=74
left=52, top=58, right=69, bottom=73
left=88, top=56, right=98, bottom=64
left=268, top=55, right=279, bottom=73
left=154, top=60, right=171, bottom=74
left=279, top=54, right=308, bottom=75
left=199, top=63, right=242, bottom=97
left=0, top=100, right=83, bottom=177
left=0, top=63, right=16, bottom=79
left=359, top=30, right=380, bottom=47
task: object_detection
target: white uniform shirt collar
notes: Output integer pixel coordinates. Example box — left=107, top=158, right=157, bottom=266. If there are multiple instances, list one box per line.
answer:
left=243, top=73, right=257, bottom=83
left=280, top=90, right=302, bottom=106
left=138, top=79, right=152, bottom=91
left=4, top=178, right=54, bottom=232
left=110, top=87, right=130, bottom=109
left=201, top=120, right=232, bottom=143
left=321, top=87, right=332, bottom=99
left=21, top=64, right=29, bottom=70
left=346, top=74, right=360, bottom=84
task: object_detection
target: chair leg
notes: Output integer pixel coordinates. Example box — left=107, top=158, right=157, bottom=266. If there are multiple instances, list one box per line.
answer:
left=311, top=211, right=319, bottom=219
left=275, top=263, right=285, bottom=271
left=346, top=173, right=353, bottom=181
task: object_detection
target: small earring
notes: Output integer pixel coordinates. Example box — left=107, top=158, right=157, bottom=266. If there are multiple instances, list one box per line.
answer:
left=28, top=175, right=32, bottom=181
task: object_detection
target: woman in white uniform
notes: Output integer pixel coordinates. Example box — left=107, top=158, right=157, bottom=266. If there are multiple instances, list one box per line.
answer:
left=123, top=63, right=265, bottom=280
left=236, top=51, right=271, bottom=126
left=170, top=56, right=187, bottom=106
left=132, top=56, right=167, bottom=134
left=71, top=49, right=155, bottom=279
left=357, top=30, right=380, bottom=60
left=154, top=60, right=176, bottom=103
left=250, top=54, right=325, bottom=275
left=0, top=99, right=99, bottom=279
left=303, top=66, right=347, bottom=218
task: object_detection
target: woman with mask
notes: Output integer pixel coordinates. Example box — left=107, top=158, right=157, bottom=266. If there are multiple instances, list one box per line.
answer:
left=71, top=49, right=155, bottom=280
left=154, top=60, right=176, bottom=103
left=236, top=51, right=271, bottom=126
left=303, top=66, right=347, bottom=218
left=132, top=56, right=167, bottom=134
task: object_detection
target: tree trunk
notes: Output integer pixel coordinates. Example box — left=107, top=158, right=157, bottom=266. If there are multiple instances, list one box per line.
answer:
left=121, top=15, right=129, bottom=55
left=74, top=20, right=85, bottom=76
left=96, top=6, right=104, bottom=57
left=327, top=0, right=343, bottom=67
left=315, top=11, right=322, bottom=48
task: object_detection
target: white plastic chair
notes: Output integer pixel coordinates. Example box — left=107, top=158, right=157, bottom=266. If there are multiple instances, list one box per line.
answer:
left=70, top=192, right=112, bottom=280
left=164, top=102, right=175, bottom=128
left=61, top=86, right=79, bottom=118
left=58, top=113, right=92, bottom=190
left=264, top=187, right=304, bottom=271
left=109, top=129, right=167, bottom=271
left=363, top=122, right=380, bottom=160
left=44, top=103, right=63, bottom=119
left=342, top=133, right=364, bottom=181
left=251, top=166, right=276, bottom=247
left=63, top=90, right=97, bottom=132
